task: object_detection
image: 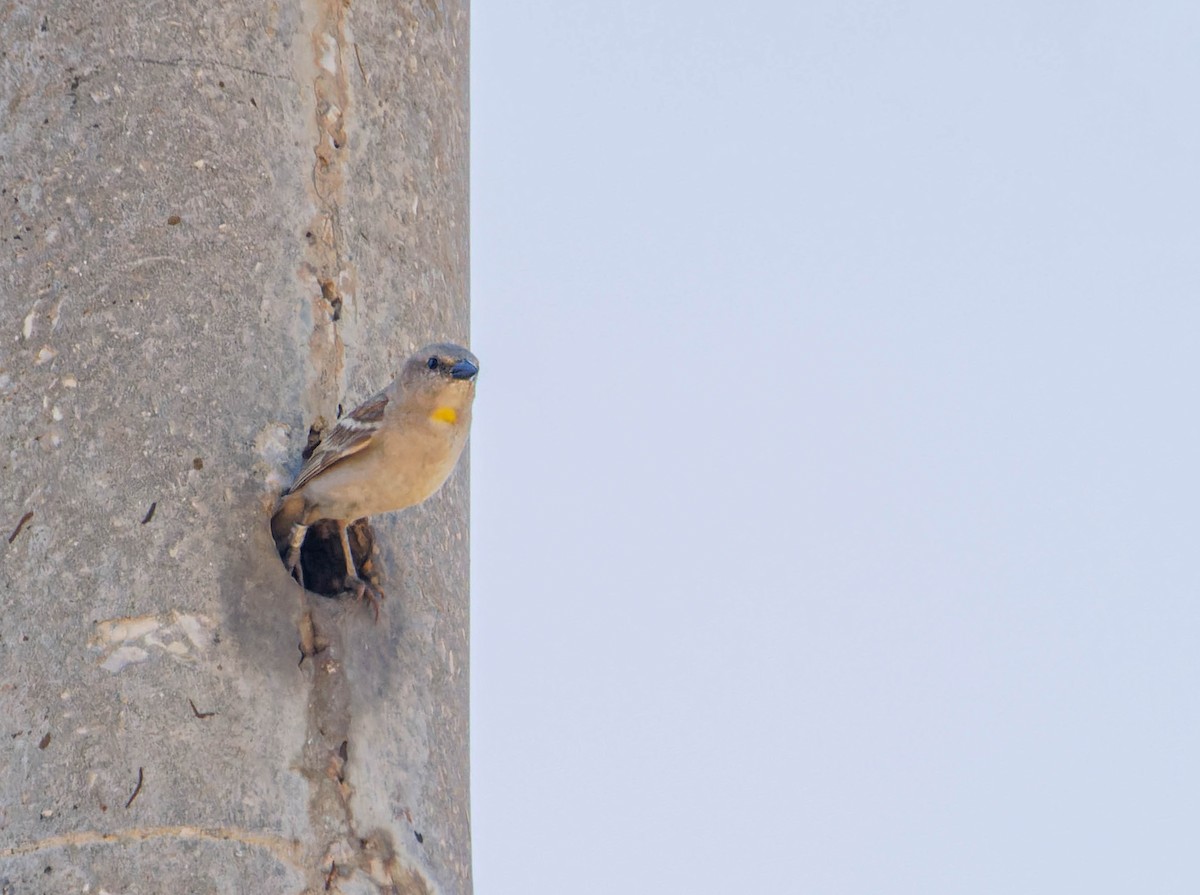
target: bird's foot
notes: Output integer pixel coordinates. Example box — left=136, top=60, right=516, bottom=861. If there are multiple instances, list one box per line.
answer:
left=284, top=546, right=305, bottom=589
left=341, top=574, right=385, bottom=622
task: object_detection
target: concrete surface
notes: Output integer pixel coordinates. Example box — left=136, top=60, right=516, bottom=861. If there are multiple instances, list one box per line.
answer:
left=0, top=0, right=471, bottom=892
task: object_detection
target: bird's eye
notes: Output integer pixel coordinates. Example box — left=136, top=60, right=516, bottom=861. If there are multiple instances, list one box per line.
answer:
left=427, top=357, right=440, bottom=370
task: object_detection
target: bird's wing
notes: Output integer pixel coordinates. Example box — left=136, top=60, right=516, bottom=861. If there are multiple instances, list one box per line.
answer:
left=287, top=389, right=390, bottom=493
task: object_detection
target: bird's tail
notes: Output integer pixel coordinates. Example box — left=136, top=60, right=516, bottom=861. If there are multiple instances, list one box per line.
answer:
left=271, top=492, right=306, bottom=556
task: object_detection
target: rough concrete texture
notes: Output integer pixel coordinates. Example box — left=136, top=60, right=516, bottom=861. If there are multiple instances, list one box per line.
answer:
left=0, top=0, right=471, bottom=892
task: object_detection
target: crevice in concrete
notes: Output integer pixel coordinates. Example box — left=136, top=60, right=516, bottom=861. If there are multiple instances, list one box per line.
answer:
left=296, top=608, right=357, bottom=891
left=299, top=0, right=358, bottom=430
left=293, top=5, right=426, bottom=887
left=293, top=0, right=357, bottom=888
left=296, top=612, right=430, bottom=894
left=292, top=517, right=383, bottom=600
left=0, top=826, right=304, bottom=864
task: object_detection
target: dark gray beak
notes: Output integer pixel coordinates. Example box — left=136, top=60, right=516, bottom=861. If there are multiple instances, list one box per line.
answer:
left=450, top=359, right=479, bottom=380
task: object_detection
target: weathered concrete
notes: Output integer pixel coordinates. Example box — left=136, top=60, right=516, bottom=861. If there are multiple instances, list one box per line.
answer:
left=0, top=0, right=471, bottom=892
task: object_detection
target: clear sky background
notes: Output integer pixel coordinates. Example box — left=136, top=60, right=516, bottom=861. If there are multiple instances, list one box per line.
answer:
left=469, top=2, right=1200, bottom=892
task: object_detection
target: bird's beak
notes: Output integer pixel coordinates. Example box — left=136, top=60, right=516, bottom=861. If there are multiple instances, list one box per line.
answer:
left=450, top=359, right=479, bottom=381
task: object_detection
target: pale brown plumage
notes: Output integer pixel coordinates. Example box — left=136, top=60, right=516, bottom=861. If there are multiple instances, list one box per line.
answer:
left=272, top=343, right=479, bottom=610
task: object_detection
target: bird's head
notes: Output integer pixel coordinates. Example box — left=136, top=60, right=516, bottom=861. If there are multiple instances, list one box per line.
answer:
left=402, top=342, right=480, bottom=424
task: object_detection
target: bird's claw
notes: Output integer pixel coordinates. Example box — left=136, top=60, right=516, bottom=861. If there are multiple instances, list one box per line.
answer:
left=285, top=547, right=305, bottom=589
left=341, top=575, right=384, bottom=623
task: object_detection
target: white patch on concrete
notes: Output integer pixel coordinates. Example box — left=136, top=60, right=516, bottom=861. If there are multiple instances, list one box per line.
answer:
left=100, top=645, right=149, bottom=673
left=48, top=297, right=65, bottom=330
left=319, top=34, right=339, bottom=74
left=256, top=422, right=293, bottom=491
left=91, top=612, right=216, bottom=673
left=23, top=300, right=42, bottom=340
left=175, top=612, right=212, bottom=650
left=94, top=615, right=162, bottom=644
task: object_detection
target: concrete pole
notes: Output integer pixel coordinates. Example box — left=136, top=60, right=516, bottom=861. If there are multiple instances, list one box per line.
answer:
left=1, top=1, right=471, bottom=892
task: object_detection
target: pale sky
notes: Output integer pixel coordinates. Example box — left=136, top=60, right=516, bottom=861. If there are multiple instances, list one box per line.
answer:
left=470, top=3, right=1200, bottom=892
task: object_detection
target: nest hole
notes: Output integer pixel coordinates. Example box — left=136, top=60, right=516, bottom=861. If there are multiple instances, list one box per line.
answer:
left=282, top=518, right=382, bottom=599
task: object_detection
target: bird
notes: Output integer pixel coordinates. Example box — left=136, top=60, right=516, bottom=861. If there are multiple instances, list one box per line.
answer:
left=272, top=342, right=479, bottom=613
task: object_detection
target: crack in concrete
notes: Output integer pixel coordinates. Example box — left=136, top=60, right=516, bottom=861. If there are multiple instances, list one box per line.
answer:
left=291, top=0, right=367, bottom=888
left=0, top=826, right=304, bottom=865
left=289, top=4, right=435, bottom=892
left=121, top=55, right=295, bottom=82
left=296, top=611, right=428, bottom=894
left=296, top=608, right=358, bottom=890
left=299, top=0, right=357, bottom=428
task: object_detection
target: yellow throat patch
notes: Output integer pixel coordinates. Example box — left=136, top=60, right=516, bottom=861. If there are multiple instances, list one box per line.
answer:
left=431, top=406, right=458, bottom=424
